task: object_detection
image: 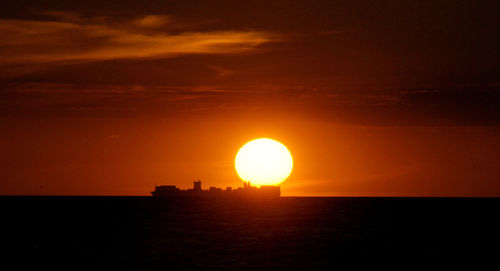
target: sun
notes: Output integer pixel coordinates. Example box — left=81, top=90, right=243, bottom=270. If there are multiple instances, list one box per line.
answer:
left=235, top=138, right=293, bottom=186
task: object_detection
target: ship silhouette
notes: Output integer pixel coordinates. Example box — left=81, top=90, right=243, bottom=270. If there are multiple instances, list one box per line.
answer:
left=152, top=180, right=280, bottom=198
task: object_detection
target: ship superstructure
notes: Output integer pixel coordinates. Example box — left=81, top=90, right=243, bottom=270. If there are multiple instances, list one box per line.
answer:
left=152, top=180, right=280, bottom=198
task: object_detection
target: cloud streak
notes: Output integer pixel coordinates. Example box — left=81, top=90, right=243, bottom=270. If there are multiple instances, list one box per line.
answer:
left=0, top=14, right=275, bottom=64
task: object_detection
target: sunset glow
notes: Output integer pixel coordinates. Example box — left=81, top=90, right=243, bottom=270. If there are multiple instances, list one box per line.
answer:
left=0, top=1, right=498, bottom=197
left=2, top=1, right=498, bottom=269
left=235, top=138, right=293, bottom=186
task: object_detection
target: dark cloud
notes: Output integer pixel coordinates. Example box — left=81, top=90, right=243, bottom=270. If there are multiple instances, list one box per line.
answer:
left=0, top=1, right=498, bottom=126
left=2, top=80, right=499, bottom=126
left=397, top=89, right=500, bottom=125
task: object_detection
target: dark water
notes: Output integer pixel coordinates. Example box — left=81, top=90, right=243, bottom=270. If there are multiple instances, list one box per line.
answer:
left=1, top=197, right=498, bottom=270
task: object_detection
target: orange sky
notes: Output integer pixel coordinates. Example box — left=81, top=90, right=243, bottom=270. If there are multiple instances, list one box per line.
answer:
left=0, top=1, right=499, bottom=196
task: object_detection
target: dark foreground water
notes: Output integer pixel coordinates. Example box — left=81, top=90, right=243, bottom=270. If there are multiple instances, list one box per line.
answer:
left=1, top=197, right=498, bottom=270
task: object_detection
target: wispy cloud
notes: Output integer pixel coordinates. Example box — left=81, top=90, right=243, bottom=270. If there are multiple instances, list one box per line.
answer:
left=132, top=15, right=171, bottom=28
left=0, top=13, right=276, bottom=65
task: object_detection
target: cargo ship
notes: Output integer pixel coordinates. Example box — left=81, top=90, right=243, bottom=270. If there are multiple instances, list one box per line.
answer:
left=152, top=180, right=280, bottom=198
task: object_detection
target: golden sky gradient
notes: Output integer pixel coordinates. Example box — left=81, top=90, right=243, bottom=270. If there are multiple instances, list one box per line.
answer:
left=0, top=1, right=499, bottom=196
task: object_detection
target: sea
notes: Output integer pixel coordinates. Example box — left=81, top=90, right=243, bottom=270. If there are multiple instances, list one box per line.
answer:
left=1, top=196, right=498, bottom=270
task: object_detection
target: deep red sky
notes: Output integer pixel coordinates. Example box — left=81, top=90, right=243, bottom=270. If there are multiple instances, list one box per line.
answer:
left=1, top=0, right=499, bottom=196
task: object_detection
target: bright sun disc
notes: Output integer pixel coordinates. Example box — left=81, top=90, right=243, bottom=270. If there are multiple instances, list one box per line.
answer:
left=235, top=138, right=293, bottom=186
